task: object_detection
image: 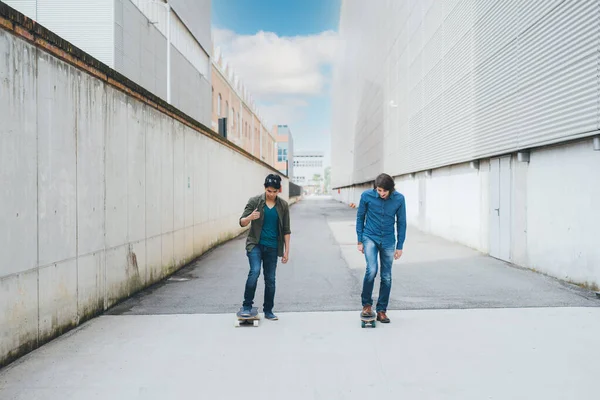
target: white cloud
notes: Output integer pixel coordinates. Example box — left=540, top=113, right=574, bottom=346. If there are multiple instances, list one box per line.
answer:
left=257, top=102, right=309, bottom=126
left=213, top=28, right=339, bottom=97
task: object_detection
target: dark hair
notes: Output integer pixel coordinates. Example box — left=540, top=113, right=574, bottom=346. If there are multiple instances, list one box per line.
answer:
left=374, top=173, right=395, bottom=192
left=264, top=174, right=282, bottom=189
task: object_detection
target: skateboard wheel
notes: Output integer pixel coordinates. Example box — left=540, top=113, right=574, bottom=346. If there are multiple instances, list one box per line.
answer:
left=235, top=321, right=240, bottom=327
left=253, top=320, right=259, bottom=327
left=361, top=321, right=366, bottom=328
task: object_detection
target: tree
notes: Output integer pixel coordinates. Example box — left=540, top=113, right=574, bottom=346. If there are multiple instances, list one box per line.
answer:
left=324, top=167, right=331, bottom=194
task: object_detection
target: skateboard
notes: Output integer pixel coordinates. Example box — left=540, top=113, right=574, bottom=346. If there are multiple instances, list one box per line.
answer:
left=360, top=312, right=376, bottom=328
left=235, top=307, right=260, bottom=327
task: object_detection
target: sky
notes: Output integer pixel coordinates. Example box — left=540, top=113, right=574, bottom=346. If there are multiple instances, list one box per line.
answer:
left=211, top=0, right=341, bottom=167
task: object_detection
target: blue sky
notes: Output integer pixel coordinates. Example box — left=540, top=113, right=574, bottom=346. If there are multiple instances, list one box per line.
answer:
left=212, top=0, right=340, bottom=36
left=212, top=0, right=341, bottom=166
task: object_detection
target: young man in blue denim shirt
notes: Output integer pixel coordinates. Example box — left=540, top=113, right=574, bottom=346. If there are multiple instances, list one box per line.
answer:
left=356, top=173, right=406, bottom=323
left=238, top=174, right=291, bottom=320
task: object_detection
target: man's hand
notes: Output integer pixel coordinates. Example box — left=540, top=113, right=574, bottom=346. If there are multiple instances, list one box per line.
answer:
left=357, top=243, right=364, bottom=254
left=282, top=252, right=289, bottom=264
left=248, top=209, right=260, bottom=221
left=394, top=249, right=403, bottom=260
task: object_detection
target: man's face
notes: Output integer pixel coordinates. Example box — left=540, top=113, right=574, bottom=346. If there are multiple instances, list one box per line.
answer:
left=265, top=187, right=279, bottom=201
left=376, top=187, right=390, bottom=199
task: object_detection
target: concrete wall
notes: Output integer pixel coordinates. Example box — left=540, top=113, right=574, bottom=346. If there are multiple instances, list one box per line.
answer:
left=0, top=19, right=287, bottom=368
left=333, top=138, right=600, bottom=290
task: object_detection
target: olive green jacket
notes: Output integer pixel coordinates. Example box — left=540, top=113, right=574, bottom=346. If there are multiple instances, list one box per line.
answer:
left=239, top=193, right=291, bottom=257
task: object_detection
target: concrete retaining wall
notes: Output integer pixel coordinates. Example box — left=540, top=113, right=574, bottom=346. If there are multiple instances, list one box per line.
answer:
left=0, top=7, right=287, bottom=368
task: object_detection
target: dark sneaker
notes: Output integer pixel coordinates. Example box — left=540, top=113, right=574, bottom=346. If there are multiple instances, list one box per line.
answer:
left=264, top=311, right=278, bottom=320
left=361, top=305, right=373, bottom=317
left=240, top=307, right=252, bottom=317
left=377, top=311, right=390, bottom=323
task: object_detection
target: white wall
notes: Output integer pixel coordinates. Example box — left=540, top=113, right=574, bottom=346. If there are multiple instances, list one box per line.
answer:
left=0, top=26, right=286, bottom=367
left=334, top=139, right=600, bottom=289
left=526, top=140, right=600, bottom=288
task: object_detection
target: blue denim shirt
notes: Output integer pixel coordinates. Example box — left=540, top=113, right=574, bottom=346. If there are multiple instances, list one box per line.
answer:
left=356, top=189, right=407, bottom=250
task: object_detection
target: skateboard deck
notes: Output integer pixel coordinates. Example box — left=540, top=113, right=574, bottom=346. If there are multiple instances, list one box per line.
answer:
left=360, top=312, right=376, bottom=328
left=235, top=307, right=260, bottom=327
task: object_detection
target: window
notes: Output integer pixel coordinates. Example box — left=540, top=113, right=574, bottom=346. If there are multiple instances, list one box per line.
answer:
left=217, top=94, right=222, bottom=117
left=225, top=101, right=229, bottom=120
left=277, top=142, right=288, bottom=162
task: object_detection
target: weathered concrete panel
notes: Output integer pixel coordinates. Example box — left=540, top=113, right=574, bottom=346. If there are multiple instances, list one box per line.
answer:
left=38, top=260, right=78, bottom=342
left=195, top=137, right=209, bottom=224
left=127, top=100, right=146, bottom=243
left=184, top=227, right=194, bottom=264
left=145, top=236, right=162, bottom=284
left=105, top=91, right=128, bottom=249
left=77, top=72, right=106, bottom=256
left=77, top=251, right=106, bottom=319
left=105, top=245, right=128, bottom=308
left=0, top=31, right=37, bottom=277
left=173, top=229, right=186, bottom=267
left=0, top=271, right=38, bottom=365
left=105, top=244, right=143, bottom=308
left=173, top=123, right=185, bottom=231
left=37, top=54, right=78, bottom=266
left=145, top=108, right=162, bottom=238
left=130, top=240, right=146, bottom=287
left=161, top=116, right=174, bottom=235
left=184, top=127, right=195, bottom=229
left=161, top=232, right=175, bottom=275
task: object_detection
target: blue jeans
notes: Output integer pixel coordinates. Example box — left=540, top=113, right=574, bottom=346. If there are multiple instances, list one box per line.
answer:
left=361, top=237, right=395, bottom=312
left=243, top=244, right=278, bottom=312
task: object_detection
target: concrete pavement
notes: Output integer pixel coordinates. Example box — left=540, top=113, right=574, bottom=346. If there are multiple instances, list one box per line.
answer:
left=107, top=196, right=597, bottom=315
left=1, top=196, right=599, bottom=399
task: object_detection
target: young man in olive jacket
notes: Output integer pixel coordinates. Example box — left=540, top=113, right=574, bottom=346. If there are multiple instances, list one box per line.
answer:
left=238, top=174, right=291, bottom=320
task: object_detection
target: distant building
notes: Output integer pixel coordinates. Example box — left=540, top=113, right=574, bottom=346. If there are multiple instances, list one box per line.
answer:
left=293, top=151, right=325, bottom=194
left=211, top=49, right=276, bottom=166
left=274, top=125, right=294, bottom=178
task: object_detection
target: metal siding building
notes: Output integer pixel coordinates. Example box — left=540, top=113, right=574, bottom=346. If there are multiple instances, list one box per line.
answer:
left=333, top=0, right=599, bottom=187
left=4, top=0, right=211, bottom=126
left=332, top=0, right=600, bottom=289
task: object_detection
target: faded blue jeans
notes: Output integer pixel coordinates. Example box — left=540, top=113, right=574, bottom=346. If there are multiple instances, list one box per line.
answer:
left=361, top=236, right=395, bottom=312
left=243, top=244, right=278, bottom=313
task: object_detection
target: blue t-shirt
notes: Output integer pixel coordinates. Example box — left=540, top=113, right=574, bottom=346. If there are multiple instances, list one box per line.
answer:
left=259, top=205, right=279, bottom=249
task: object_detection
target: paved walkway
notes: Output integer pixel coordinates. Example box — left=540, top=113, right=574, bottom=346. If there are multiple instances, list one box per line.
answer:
left=1, top=197, right=598, bottom=399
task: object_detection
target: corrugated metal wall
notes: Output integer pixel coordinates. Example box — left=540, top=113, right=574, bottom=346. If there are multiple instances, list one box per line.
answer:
left=332, top=0, right=600, bottom=188
left=3, top=0, right=115, bottom=67
left=168, top=0, right=212, bottom=57
left=115, top=0, right=168, bottom=100
left=129, top=0, right=210, bottom=78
